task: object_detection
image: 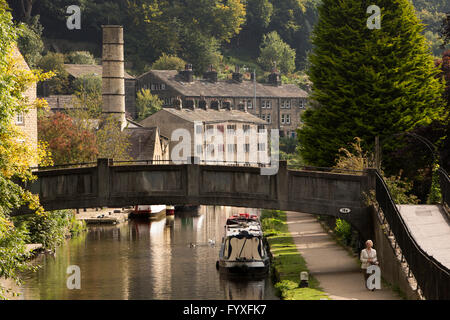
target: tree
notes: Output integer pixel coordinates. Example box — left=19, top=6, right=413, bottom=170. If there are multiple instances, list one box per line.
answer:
left=0, top=0, right=50, bottom=298
left=38, top=112, right=98, bottom=165
left=72, top=74, right=102, bottom=118
left=16, top=15, right=43, bottom=67
left=37, top=52, right=70, bottom=94
left=442, top=12, right=450, bottom=46
left=65, top=51, right=97, bottom=65
left=152, top=53, right=186, bottom=71
left=136, top=89, right=163, bottom=121
left=96, top=116, right=132, bottom=161
left=258, top=31, right=296, bottom=74
left=298, top=0, right=445, bottom=168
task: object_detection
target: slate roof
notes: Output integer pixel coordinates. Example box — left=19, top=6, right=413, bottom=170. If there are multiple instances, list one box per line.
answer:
left=139, top=70, right=307, bottom=98
left=162, top=108, right=267, bottom=125
left=64, top=64, right=135, bottom=80
left=125, top=127, right=159, bottom=160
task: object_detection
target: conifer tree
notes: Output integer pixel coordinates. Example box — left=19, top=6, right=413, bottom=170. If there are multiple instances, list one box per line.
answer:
left=298, top=0, right=446, bottom=167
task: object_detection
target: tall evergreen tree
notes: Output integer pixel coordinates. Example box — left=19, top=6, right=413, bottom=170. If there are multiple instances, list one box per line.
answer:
left=298, top=0, right=446, bottom=167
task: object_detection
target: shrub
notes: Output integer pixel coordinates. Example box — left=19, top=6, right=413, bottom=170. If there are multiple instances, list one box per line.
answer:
left=65, top=51, right=96, bottom=65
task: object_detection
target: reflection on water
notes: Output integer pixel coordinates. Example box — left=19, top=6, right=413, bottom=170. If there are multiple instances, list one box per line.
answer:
left=14, top=206, right=278, bottom=300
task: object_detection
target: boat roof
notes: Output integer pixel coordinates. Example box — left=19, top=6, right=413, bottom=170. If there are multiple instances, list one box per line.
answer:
left=225, top=220, right=263, bottom=238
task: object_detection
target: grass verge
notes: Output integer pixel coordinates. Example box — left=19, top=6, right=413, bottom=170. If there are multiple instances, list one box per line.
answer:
left=261, top=209, right=329, bottom=300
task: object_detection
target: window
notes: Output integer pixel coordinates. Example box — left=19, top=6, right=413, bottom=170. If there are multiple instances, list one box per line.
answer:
left=262, top=100, right=272, bottom=109
left=281, top=114, right=291, bottom=125
left=299, top=99, right=306, bottom=109
left=217, top=125, right=224, bottom=133
left=291, top=131, right=296, bottom=138
left=258, top=143, right=266, bottom=152
left=261, top=114, right=266, bottom=121
left=163, top=97, right=173, bottom=106
left=206, top=144, right=215, bottom=156
left=227, top=124, right=236, bottom=135
left=243, top=124, right=250, bottom=133
left=247, top=100, right=253, bottom=109
left=257, top=125, right=266, bottom=133
left=196, top=145, right=203, bottom=154
left=15, top=112, right=24, bottom=125
left=244, top=144, right=250, bottom=153
left=218, top=144, right=224, bottom=152
left=266, top=114, right=271, bottom=124
left=227, top=144, right=237, bottom=153
left=281, top=100, right=291, bottom=109
left=151, top=83, right=165, bottom=91
left=196, top=125, right=203, bottom=134
left=206, top=125, right=215, bottom=133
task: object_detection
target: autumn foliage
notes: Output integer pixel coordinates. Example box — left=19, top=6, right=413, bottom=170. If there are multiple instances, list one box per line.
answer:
left=38, top=112, right=98, bottom=165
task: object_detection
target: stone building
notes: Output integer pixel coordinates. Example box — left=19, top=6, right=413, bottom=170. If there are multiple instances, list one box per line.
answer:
left=136, top=65, right=308, bottom=138
left=12, top=46, right=38, bottom=165
left=139, top=107, right=269, bottom=165
left=125, top=126, right=169, bottom=162
left=41, top=64, right=137, bottom=118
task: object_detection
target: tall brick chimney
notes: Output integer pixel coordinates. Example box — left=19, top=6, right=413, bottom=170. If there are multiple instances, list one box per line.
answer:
left=102, top=25, right=126, bottom=130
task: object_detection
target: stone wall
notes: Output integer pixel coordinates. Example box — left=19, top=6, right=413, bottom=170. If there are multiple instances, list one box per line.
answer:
left=370, top=207, right=421, bottom=300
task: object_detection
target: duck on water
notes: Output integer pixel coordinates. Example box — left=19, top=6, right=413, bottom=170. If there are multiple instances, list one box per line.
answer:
left=216, top=213, right=270, bottom=276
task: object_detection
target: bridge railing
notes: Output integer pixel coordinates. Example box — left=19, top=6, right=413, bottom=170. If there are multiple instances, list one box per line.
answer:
left=438, top=167, right=449, bottom=210
left=287, top=164, right=365, bottom=175
left=374, top=170, right=450, bottom=300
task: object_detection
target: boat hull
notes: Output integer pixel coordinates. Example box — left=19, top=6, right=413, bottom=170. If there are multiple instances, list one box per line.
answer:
left=218, top=260, right=270, bottom=276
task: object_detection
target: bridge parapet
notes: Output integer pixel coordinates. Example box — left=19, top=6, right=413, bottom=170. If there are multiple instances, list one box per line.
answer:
left=30, top=159, right=371, bottom=236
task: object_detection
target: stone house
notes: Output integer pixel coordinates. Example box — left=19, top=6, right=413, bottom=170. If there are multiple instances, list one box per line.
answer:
left=12, top=46, right=38, bottom=165
left=139, top=107, right=269, bottom=165
left=40, top=64, right=137, bottom=118
left=136, top=66, right=308, bottom=138
left=125, top=126, right=169, bottom=162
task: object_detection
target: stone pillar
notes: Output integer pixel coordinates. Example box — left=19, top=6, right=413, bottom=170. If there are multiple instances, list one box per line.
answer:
left=102, top=25, right=126, bottom=130
left=276, top=161, right=289, bottom=208
left=97, top=158, right=112, bottom=207
left=186, top=157, right=200, bottom=202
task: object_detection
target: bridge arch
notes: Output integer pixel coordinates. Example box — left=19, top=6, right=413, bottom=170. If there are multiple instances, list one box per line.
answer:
left=27, top=159, right=373, bottom=238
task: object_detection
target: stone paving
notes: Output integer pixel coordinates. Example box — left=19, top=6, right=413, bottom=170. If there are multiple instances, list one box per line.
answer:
left=397, top=205, right=450, bottom=268
left=286, top=211, right=402, bottom=300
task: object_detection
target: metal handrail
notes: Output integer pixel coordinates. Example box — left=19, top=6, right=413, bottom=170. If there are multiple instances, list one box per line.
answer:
left=438, top=167, right=449, bottom=210
left=374, top=170, right=450, bottom=300
left=287, top=164, right=365, bottom=174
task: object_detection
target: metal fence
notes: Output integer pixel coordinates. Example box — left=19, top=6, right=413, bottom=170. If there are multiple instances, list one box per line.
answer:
left=375, top=170, right=450, bottom=300
left=438, top=167, right=449, bottom=210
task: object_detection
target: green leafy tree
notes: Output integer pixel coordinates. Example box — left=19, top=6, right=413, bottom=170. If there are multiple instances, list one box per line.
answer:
left=16, top=15, right=43, bottom=67
left=72, top=74, right=102, bottom=118
left=0, top=0, right=50, bottom=299
left=258, top=31, right=296, bottom=74
left=37, top=52, right=70, bottom=94
left=136, top=89, right=163, bottom=121
left=298, top=0, right=446, bottom=168
left=152, top=53, right=186, bottom=71
left=65, top=51, right=97, bottom=65
left=96, top=116, right=132, bottom=161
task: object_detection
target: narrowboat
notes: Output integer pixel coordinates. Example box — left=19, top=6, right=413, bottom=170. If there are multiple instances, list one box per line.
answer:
left=217, top=213, right=270, bottom=275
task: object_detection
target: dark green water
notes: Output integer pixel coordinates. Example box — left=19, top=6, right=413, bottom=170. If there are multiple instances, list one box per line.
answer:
left=14, top=206, right=278, bottom=300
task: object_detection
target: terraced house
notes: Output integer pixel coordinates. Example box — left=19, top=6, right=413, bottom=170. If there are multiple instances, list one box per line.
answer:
left=137, top=65, right=308, bottom=138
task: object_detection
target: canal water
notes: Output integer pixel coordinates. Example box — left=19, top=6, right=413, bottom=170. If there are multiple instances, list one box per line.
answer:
left=14, top=206, right=278, bottom=300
